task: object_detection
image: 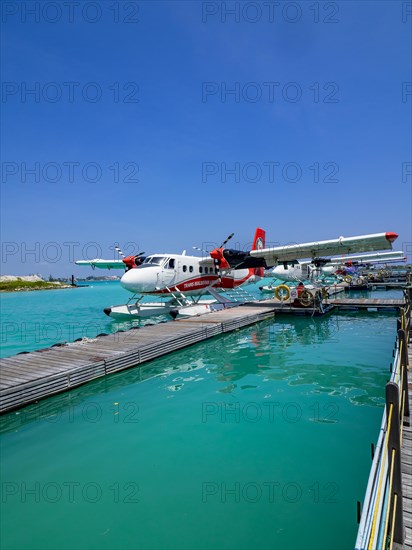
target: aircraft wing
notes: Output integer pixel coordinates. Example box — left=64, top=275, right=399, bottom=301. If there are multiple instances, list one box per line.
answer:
left=359, top=256, right=406, bottom=265
left=75, top=259, right=125, bottom=270
left=299, top=250, right=405, bottom=266
left=326, top=250, right=405, bottom=265
left=250, top=232, right=398, bottom=266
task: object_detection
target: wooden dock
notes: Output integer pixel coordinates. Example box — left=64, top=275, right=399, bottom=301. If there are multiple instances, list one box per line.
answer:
left=0, top=296, right=406, bottom=415
left=346, top=283, right=406, bottom=291
left=266, top=297, right=404, bottom=314
left=355, top=300, right=411, bottom=550
left=328, top=298, right=405, bottom=310
left=368, top=282, right=407, bottom=289
left=402, top=342, right=412, bottom=549
left=0, top=302, right=276, bottom=414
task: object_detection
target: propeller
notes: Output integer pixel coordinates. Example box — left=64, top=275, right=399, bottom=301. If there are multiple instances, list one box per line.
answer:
left=114, top=245, right=125, bottom=258
left=193, top=247, right=223, bottom=285
left=192, top=246, right=217, bottom=284
left=192, top=233, right=235, bottom=286
left=214, top=258, right=222, bottom=286
left=193, top=233, right=234, bottom=255
left=220, top=233, right=234, bottom=248
left=212, top=233, right=235, bottom=286
left=114, top=244, right=145, bottom=270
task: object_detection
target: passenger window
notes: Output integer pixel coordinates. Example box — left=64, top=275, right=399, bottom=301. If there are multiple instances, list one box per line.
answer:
left=189, top=266, right=193, bottom=273
left=205, top=267, right=208, bottom=274
left=183, top=265, right=187, bottom=272
left=199, top=266, right=203, bottom=274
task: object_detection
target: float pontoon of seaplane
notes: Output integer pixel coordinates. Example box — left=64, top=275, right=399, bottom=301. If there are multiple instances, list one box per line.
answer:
left=75, top=230, right=399, bottom=319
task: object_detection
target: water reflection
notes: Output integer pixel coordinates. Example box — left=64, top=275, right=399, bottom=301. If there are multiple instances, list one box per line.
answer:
left=0, top=313, right=396, bottom=433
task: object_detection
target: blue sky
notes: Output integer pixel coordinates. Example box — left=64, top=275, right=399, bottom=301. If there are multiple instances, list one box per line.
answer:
left=1, top=0, right=411, bottom=276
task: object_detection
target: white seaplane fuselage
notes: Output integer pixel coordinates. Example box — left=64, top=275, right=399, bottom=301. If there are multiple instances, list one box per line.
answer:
left=266, top=250, right=406, bottom=284
left=120, top=253, right=261, bottom=295
left=105, top=253, right=262, bottom=320
left=267, top=263, right=336, bottom=283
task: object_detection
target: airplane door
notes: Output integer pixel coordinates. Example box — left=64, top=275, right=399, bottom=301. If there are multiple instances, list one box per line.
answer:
left=161, top=258, right=176, bottom=287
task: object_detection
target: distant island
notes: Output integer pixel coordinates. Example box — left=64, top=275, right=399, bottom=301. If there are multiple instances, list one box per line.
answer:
left=0, top=275, right=74, bottom=292
left=79, top=275, right=121, bottom=281
left=0, top=274, right=121, bottom=292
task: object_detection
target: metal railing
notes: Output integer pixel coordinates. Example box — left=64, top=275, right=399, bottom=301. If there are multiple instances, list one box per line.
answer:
left=355, top=297, right=410, bottom=550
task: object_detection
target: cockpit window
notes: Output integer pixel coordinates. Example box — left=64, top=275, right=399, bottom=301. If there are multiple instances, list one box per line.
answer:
left=143, top=256, right=166, bottom=266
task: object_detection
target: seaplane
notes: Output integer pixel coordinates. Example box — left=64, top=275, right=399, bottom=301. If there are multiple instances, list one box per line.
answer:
left=264, top=250, right=407, bottom=284
left=76, top=228, right=267, bottom=319
left=75, top=230, right=399, bottom=319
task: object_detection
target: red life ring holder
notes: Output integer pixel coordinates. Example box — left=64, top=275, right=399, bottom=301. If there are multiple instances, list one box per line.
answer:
left=299, top=289, right=313, bottom=307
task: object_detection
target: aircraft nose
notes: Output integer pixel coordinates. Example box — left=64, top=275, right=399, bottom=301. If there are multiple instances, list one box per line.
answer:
left=120, top=270, right=138, bottom=292
left=120, top=267, right=159, bottom=293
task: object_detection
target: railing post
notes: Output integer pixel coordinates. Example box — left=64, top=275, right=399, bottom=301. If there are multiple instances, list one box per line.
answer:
left=385, top=382, right=404, bottom=544
left=406, top=280, right=412, bottom=307
left=401, top=304, right=410, bottom=342
left=405, top=296, right=411, bottom=341
left=398, top=329, right=410, bottom=420
left=398, top=328, right=410, bottom=371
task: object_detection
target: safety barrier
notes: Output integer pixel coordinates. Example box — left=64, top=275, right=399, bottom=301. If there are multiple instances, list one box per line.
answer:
left=355, top=297, right=410, bottom=550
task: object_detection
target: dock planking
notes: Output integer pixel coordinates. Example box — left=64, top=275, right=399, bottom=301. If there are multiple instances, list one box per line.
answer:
left=328, top=298, right=405, bottom=310
left=0, top=297, right=406, bottom=414
left=402, top=418, right=412, bottom=548
left=0, top=301, right=277, bottom=413
left=403, top=343, right=412, bottom=550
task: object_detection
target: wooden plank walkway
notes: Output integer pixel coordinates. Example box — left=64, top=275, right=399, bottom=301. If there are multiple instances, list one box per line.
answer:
left=0, top=297, right=406, bottom=415
left=0, top=301, right=277, bottom=414
left=259, top=303, right=335, bottom=316
left=369, top=282, right=406, bottom=288
left=401, top=343, right=412, bottom=549
left=264, top=297, right=404, bottom=314
left=328, top=298, right=405, bottom=310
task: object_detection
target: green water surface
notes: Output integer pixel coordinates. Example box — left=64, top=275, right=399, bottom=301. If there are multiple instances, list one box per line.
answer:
left=0, top=310, right=397, bottom=550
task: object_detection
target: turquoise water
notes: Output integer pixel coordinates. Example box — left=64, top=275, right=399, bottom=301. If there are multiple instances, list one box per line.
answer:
left=0, top=282, right=399, bottom=550
left=0, top=281, right=269, bottom=358
left=0, top=282, right=166, bottom=358
left=0, top=283, right=400, bottom=550
left=0, top=281, right=403, bottom=358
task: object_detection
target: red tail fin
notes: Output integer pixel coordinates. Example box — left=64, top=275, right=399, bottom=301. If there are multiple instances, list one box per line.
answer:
left=252, top=228, right=265, bottom=251
left=252, top=228, right=265, bottom=280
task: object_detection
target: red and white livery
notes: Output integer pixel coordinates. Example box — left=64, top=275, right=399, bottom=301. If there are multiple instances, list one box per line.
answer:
left=76, top=229, right=399, bottom=319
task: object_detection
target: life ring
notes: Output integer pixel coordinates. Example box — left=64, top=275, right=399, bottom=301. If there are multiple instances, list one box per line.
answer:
left=299, top=289, right=313, bottom=307
left=344, top=275, right=352, bottom=284
left=275, top=284, right=290, bottom=302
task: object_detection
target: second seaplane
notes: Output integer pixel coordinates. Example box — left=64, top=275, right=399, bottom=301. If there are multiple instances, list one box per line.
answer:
left=75, top=229, right=399, bottom=319
left=265, top=250, right=406, bottom=283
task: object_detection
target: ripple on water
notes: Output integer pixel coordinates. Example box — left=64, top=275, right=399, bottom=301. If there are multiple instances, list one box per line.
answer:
left=0, top=288, right=399, bottom=550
